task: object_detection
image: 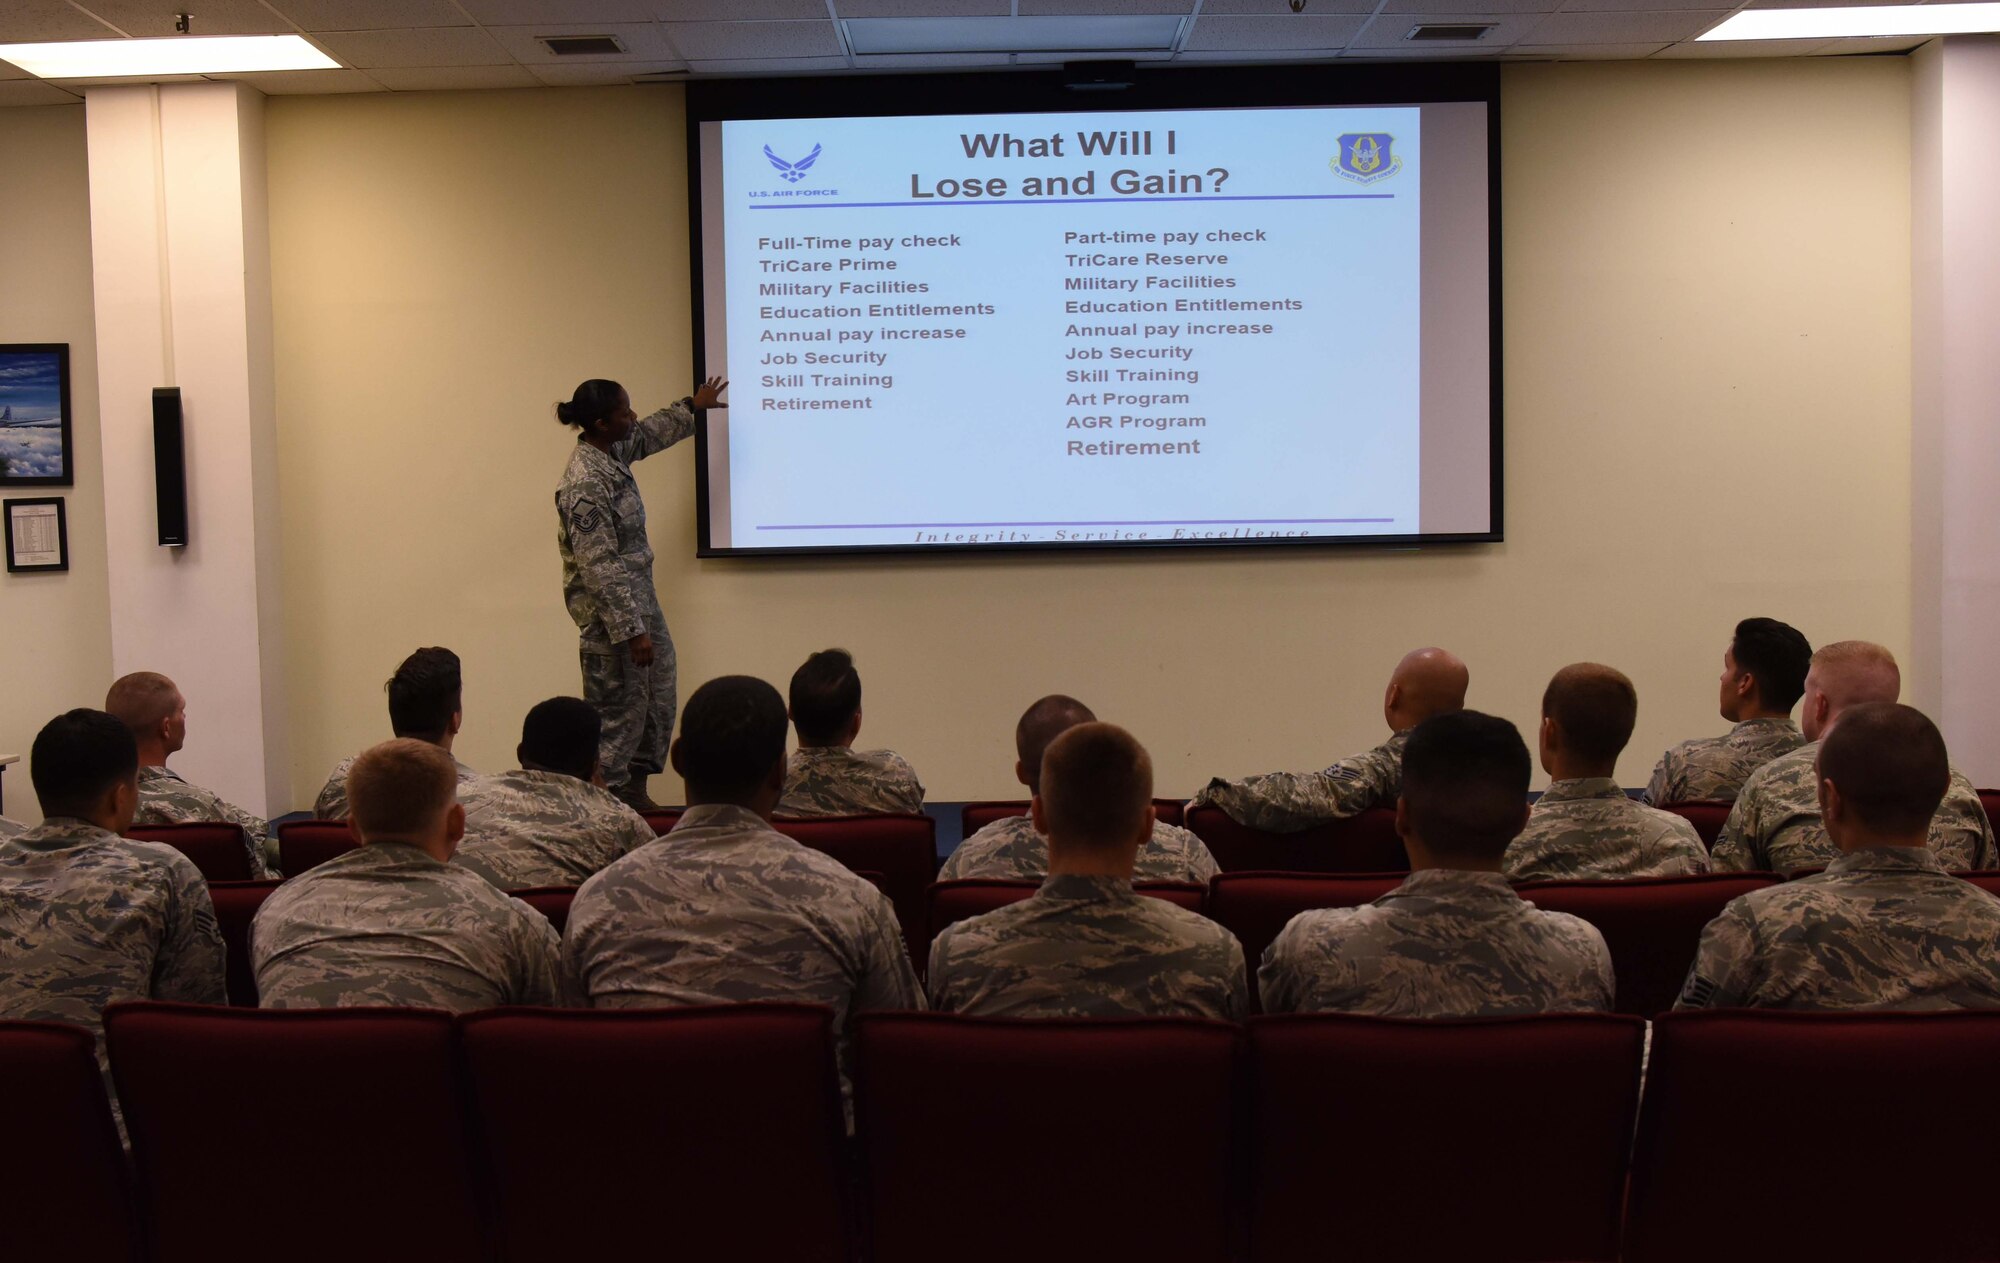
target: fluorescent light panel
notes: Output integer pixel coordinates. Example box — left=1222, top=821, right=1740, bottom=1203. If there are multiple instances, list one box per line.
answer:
left=844, top=16, right=1184, bottom=56
left=1698, top=2, right=2000, bottom=40
left=0, top=35, right=339, bottom=78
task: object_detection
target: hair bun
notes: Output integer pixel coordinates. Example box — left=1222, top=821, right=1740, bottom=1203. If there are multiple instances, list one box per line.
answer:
left=555, top=401, right=576, bottom=426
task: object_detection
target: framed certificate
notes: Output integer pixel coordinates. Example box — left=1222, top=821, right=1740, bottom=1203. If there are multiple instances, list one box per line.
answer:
left=4, top=496, right=67, bottom=573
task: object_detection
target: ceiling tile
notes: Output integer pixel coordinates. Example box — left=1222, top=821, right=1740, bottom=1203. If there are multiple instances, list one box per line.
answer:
left=1171, top=47, right=1343, bottom=58
left=0, top=0, right=120, bottom=40
left=1811, top=35, right=1927, bottom=52
left=1523, top=9, right=1728, bottom=42
left=837, top=0, right=1009, bottom=14
left=0, top=57, right=24, bottom=78
left=269, top=0, right=471, bottom=31
left=527, top=58, right=687, bottom=83
left=484, top=22, right=680, bottom=61
left=228, top=67, right=387, bottom=92
left=1185, top=14, right=1371, bottom=48
left=75, top=0, right=298, bottom=35
left=1350, top=12, right=1541, bottom=47
left=850, top=50, right=1014, bottom=64
left=652, top=0, right=829, bottom=17
left=1338, top=45, right=1503, bottom=56
left=1201, top=0, right=1356, bottom=12
left=1018, top=0, right=1194, bottom=11
left=457, top=0, right=656, bottom=20
left=1381, top=0, right=1559, bottom=13
left=312, top=26, right=513, bottom=67
left=1745, top=0, right=1922, bottom=7
left=684, top=54, right=853, bottom=72
left=1013, top=46, right=1179, bottom=60
left=368, top=63, right=542, bottom=89
left=0, top=77, right=83, bottom=103
left=1653, top=35, right=1826, bottom=54
left=661, top=19, right=844, bottom=57
left=1508, top=40, right=1669, bottom=56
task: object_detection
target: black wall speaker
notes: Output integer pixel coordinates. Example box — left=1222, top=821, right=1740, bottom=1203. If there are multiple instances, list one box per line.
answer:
left=152, top=387, right=188, bottom=547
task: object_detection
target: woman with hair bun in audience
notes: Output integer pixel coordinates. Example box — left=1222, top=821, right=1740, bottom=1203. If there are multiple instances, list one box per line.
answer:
left=553, top=374, right=726, bottom=812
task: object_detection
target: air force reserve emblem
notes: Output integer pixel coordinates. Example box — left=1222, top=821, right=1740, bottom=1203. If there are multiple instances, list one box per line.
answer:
left=765, top=143, right=822, bottom=184
left=1332, top=133, right=1402, bottom=185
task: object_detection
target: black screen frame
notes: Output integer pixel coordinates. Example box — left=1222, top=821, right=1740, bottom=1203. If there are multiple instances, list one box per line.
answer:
left=686, top=64, right=1502, bottom=560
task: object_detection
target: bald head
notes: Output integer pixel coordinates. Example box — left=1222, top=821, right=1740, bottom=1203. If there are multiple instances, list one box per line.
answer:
left=1014, top=694, right=1096, bottom=794
left=104, top=671, right=185, bottom=761
left=1801, top=641, right=1901, bottom=742
left=1384, top=647, right=1470, bottom=733
left=1541, top=663, right=1638, bottom=776
left=1037, top=722, right=1155, bottom=859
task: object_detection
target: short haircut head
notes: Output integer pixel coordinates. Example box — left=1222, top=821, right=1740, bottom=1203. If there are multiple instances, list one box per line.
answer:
left=1040, top=723, right=1153, bottom=848
left=1818, top=702, right=1950, bottom=836
left=1731, top=618, right=1812, bottom=712
left=789, top=648, right=862, bottom=744
left=1542, top=663, right=1638, bottom=765
left=676, top=675, right=789, bottom=802
left=1015, top=694, right=1096, bottom=792
left=519, top=697, right=600, bottom=780
left=387, top=647, right=462, bottom=741
left=32, top=709, right=139, bottom=819
left=1400, top=710, right=1532, bottom=860
left=103, top=671, right=181, bottom=737
left=347, top=739, right=459, bottom=844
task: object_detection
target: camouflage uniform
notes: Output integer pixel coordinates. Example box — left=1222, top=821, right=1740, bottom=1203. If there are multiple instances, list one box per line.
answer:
left=562, top=803, right=922, bottom=1092
left=1259, top=868, right=1615, bottom=1017
left=777, top=746, right=925, bottom=817
left=940, top=814, right=1220, bottom=884
left=134, top=764, right=273, bottom=879
left=1643, top=717, right=1806, bottom=806
left=251, top=842, right=561, bottom=1011
left=1503, top=777, right=1710, bottom=882
left=0, top=818, right=226, bottom=1067
left=927, top=874, right=1246, bottom=1019
left=0, top=815, right=22, bottom=840
left=556, top=403, right=696, bottom=791
left=1191, top=729, right=1406, bottom=831
left=315, top=752, right=479, bottom=821
left=1678, top=846, right=2000, bottom=1009
left=453, top=768, right=654, bottom=890
left=1712, top=742, right=1996, bottom=874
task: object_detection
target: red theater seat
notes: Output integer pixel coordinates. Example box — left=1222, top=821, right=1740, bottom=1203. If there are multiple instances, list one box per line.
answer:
left=207, top=879, right=283, bottom=1007
left=1960, top=871, right=2000, bottom=898
left=276, top=820, right=358, bottom=876
left=105, top=1003, right=482, bottom=1263
left=1517, top=873, right=1783, bottom=1017
left=509, top=886, right=576, bottom=934
left=925, top=879, right=1208, bottom=946
left=772, top=813, right=937, bottom=963
left=1626, top=1010, right=2000, bottom=1262
left=1247, top=1013, right=1645, bottom=1262
left=127, top=821, right=254, bottom=882
left=1184, top=804, right=1406, bottom=873
left=0, top=1021, right=138, bottom=1263
left=854, top=1013, right=1238, bottom=1263
left=1978, top=789, right=2000, bottom=829
left=460, top=1005, right=849, bottom=1263
left=1207, top=872, right=1405, bottom=1007
left=1657, top=799, right=1733, bottom=848
left=641, top=808, right=684, bottom=835
left=960, top=798, right=1186, bottom=835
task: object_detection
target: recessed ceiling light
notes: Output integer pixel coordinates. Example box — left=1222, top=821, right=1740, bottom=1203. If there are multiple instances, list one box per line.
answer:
left=843, top=16, right=1185, bottom=56
left=0, top=35, right=340, bottom=79
left=1698, top=2, right=2000, bottom=41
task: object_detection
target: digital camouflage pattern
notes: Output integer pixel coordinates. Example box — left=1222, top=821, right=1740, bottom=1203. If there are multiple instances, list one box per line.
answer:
left=134, top=764, right=273, bottom=878
left=1643, top=717, right=1806, bottom=806
left=1678, top=846, right=2000, bottom=1009
left=315, top=753, right=479, bottom=821
left=0, top=818, right=225, bottom=1063
left=562, top=803, right=922, bottom=1089
left=453, top=768, right=654, bottom=890
left=777, top=746, right=925, bottom=817
left=939, top=814, right=1220, bottom=884
left=557, top=405, right=694, bottom=789
left=252, top=842, right=561, bottom=1011
left=1259, top=868, right=1614, bottom=1017
left=927, top=874, right=1246, bottom=1020
left=0, top=816, right=22, bottom=840
left=1503, top=778, right=1711, bottom=882
left=1711, top=741, right=1996, bottom=874
left=1191, top=729, right=1407, bottom=831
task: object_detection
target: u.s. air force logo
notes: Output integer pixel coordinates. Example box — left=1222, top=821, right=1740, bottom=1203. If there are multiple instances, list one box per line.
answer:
left=1332, top=133, right=1402, bottom=185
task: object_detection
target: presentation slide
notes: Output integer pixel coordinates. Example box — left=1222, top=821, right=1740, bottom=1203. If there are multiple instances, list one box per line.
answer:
left=696, top=100, right=1493, bottom=555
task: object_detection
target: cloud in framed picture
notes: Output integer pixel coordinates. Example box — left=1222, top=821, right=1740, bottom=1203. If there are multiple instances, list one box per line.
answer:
left=0, top=344, right=73, bottom=488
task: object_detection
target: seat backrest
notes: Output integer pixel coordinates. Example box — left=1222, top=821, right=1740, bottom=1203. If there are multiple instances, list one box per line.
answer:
left=853, top=1013, right=1238, bottom=1263
left=772, top=813, right=937, bottom=964
left=925, top=879, right=1209, bottom=948
left=126, top=822, right=253, bottom=882
left=1207, top=872, right=1406, bottom=1009
left=275, top=820, right=358, bottom=876
left=105, top=1002, right=484, bottom=1263
left=460, top=1005, right=849, bottom=1263
left=961, top=799, right=1186, bottom=836
left=0, top=1021, right=138, bottom=1263
left=641, top=808, right=684, bottom=835
left=206, top=879, right=283, bottom=1007
left=1960, top=871, right=2000, bottom=898
left=1247, top=1013, right=1645, bottom=1263
left=1517, top=873, right=1784, bottom=1017
left=1657, top=799, right=1733, bottom=848
left=1184, top=804, right=1407, bottom=873
left=1979, top=789, right=2000, bottom=830
left=508, top=887, right=576, bottom=935
left=1627, top=1010, right=2000, bottom=1262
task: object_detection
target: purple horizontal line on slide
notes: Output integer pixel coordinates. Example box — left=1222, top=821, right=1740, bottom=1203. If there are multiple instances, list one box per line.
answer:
left=746, top=193, right=1394, bottom=209
left=758, top=517, right=1396, bottom=530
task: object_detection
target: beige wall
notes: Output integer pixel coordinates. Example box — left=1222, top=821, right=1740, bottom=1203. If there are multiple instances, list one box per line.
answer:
left=266, top=59, right=1913, bottom=808
left=0, top=105, right=111, bottom=825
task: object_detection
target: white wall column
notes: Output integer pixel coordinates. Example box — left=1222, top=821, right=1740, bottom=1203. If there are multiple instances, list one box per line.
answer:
left=85, top=82, right=288, bottom=815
